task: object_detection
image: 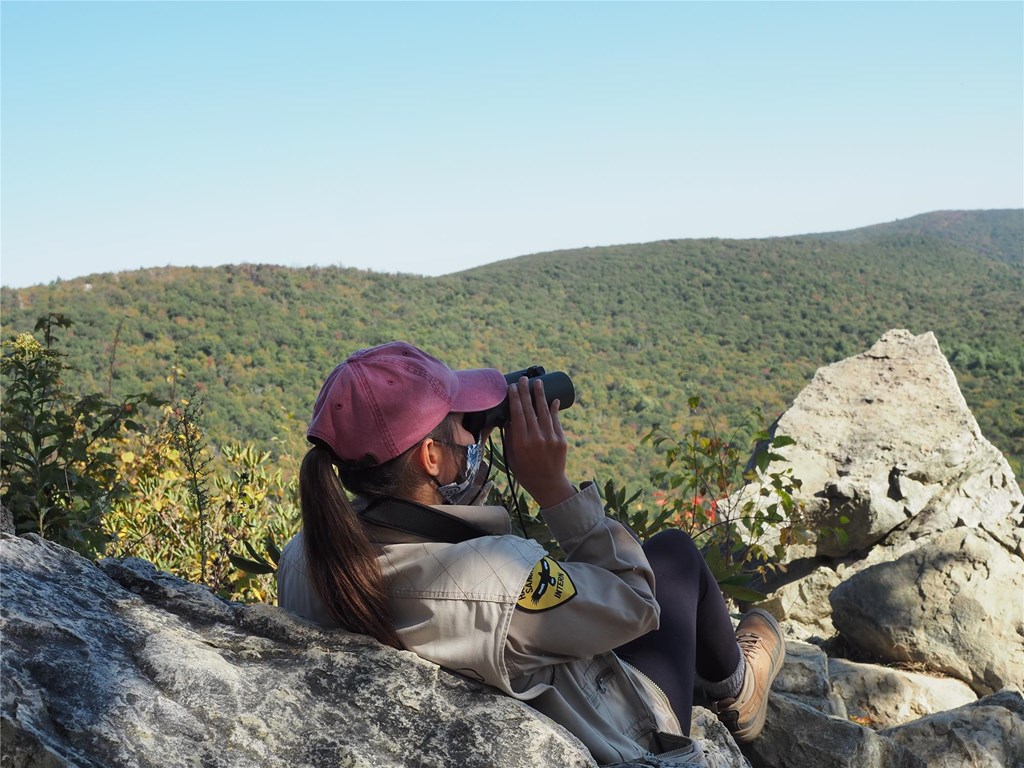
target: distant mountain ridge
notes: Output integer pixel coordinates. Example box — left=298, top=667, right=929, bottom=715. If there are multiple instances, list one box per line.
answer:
left=803, top=209, right=1023, bottom=265
left=2, top=210, right=1022, bottom=486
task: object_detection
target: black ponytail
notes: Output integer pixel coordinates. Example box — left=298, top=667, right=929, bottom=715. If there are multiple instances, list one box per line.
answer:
left=299, top=445, right=404, bottom=648
left=298, top=416, right=459, bottom=648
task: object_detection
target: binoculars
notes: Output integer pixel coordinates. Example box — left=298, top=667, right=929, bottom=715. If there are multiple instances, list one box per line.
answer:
left=463, top=366, right=576, bottom=436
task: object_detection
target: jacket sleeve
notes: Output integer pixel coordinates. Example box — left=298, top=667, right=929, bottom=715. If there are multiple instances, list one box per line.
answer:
left=504, top=482, right=660, bottom=678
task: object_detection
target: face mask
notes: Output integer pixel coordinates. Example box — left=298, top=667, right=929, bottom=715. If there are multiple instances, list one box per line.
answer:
left=434, top=441, right=483, bottom=505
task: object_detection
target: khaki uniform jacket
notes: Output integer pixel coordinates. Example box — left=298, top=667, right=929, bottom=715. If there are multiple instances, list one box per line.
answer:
left=278, top=484, right=686, bottom=765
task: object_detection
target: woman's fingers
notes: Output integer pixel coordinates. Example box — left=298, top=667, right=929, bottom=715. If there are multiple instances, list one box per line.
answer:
left=508, top=376, right=528, bottom=434
left=515, top=377, right=562, bottom=435
left=531, top=378, right=552, bottom=433
left=503, top=376, right=573, bottom=507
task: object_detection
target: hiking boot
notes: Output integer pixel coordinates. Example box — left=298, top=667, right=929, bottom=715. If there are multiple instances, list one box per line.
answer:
left=711, top=608, right=785, bottom=743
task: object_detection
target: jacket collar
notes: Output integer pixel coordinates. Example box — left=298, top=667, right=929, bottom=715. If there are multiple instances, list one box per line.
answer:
left=356, top=492, right=511, bottom=544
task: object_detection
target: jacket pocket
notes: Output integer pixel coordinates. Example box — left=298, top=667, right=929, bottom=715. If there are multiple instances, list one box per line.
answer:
left=583, top=664, right=618, bottom=707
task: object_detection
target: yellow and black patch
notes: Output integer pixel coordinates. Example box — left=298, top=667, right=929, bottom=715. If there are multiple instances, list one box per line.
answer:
left=517, top=558, right=577, bottom=612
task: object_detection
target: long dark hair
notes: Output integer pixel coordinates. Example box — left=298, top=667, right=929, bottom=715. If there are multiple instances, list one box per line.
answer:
left=299, top=416, right=458, bottom=648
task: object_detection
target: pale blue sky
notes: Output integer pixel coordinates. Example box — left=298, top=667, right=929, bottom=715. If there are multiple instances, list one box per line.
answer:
left=2, top=1, right=1022, bottom=289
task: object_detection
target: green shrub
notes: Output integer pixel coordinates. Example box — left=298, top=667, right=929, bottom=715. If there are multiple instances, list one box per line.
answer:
left=2, top=314, right=299, bottom=603
left=1, top=315, right=159, bottom=555
left=103, top=398, right=300, bottom=603
left=636, top=396, right=832, bottom=601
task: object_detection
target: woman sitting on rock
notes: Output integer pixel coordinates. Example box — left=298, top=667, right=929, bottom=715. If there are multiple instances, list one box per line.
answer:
left=277, top=342, right=784, bottom=766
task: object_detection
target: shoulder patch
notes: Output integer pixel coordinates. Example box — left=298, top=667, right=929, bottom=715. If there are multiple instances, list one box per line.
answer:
left=517, top=557, right=577, bottom=612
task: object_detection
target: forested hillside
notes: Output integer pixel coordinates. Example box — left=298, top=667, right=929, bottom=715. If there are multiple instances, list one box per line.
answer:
left=3, top=209, right=1022, bottom=485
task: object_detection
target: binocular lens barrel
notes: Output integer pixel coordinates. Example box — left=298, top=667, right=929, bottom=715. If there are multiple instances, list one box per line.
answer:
left=463, top=368, right=575, bottom=436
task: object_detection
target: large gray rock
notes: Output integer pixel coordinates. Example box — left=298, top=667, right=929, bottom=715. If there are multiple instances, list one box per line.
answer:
left=688, top=709, right=751, bottom=768
left=828, top=658, right=977, bottom=729
left=0, top=534, right=744, bottom=768
left=881, top=689, right=1024, bottom=768
left=829, top=526, right=1024, bottom=695
left=746, top=691, right=1024, bottom=768
left=772, top=641, right=846, bottom=718
left=756, top=567, right=841, bottom=641
left=742, top=695, right=925, bottom=768
left=761, top=329, right=1022, bottom=560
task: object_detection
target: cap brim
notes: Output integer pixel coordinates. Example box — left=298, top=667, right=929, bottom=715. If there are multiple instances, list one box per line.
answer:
left=451, top=367, right=508, bottom=413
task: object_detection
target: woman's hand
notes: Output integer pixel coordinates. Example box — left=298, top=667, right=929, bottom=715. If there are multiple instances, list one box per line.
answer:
left=504, top=377, right=576, bottom=509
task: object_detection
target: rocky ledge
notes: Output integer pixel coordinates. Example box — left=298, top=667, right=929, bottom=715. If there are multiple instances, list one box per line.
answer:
left=2, top=330, right=1022, bottom=768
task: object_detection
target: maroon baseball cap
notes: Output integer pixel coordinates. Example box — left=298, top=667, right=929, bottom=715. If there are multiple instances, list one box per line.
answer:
left=307, top=341, right=507, bottom=466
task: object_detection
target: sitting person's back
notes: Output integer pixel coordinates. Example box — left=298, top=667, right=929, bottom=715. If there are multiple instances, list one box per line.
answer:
left=278, top=341, right=784, bottom=765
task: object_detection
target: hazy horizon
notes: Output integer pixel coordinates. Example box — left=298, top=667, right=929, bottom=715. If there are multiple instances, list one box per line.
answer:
left=5, top=207, right=1023, bottom=290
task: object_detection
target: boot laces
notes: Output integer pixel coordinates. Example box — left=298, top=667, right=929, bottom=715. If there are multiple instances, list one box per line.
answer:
left=736, top=630, right=764, bottom=664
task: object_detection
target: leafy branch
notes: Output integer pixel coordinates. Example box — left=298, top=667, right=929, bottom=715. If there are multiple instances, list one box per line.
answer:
left=171, top=390, right=212, bottom=585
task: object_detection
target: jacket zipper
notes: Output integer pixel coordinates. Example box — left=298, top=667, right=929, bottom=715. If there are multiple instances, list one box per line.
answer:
left=620, top=660, right=683, bottom=736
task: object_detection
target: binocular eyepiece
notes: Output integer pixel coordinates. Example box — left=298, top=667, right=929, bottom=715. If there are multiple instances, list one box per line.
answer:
left=463, top=366, right=575, bottom=437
